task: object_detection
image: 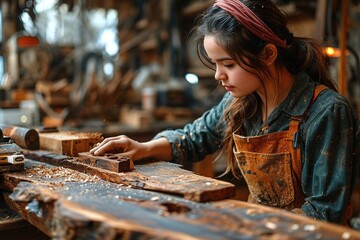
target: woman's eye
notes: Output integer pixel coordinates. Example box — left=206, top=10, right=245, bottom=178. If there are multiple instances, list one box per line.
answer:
left=224, top=63, right=235, bottom=68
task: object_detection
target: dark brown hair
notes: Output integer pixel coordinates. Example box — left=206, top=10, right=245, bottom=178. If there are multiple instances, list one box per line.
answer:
left=192, top=0, right=337, bottom=178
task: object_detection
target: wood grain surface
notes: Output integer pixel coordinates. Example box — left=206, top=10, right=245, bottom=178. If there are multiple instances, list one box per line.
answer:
left=22, top=150, right=236, bottom=202
left=38, top=131, right=103, bottom=156
left=1, top=160, right=359, bottom=240
left=77, top=152, right=134, bottom=172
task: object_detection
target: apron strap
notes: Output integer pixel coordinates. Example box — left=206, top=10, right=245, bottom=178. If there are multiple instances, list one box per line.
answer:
left=289, top=84, right=328, bottom=134
left=312, top=85, right=328, bottom=101
left=289, top=85, right=328, bottom=146
left=289, top=85, right=328, bottom=198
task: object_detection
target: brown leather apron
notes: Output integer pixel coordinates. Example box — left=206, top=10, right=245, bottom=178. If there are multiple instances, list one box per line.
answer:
left=233, top=85, right=327, bottom=210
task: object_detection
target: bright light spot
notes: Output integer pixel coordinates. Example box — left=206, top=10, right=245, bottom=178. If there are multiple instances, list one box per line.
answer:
left=105, top=42, right=119, bottom=56
left=100, top=29, right=119, bottom=56
left=35, top=0, right=58, bottom=13
left=107, top=9, right=118, bottom=22
left=323, top=47, right=350, bottom=58
left=325, top=47, right=335, bottom=56
left=20, top=12, right=36, bottom=34
left=102, top=29, right=114, bottom=40
left=21, top=115, right=28, bottom=123
left=185, top=73, right=199, bottom=84
left=103, top=62, right=114, bottom=76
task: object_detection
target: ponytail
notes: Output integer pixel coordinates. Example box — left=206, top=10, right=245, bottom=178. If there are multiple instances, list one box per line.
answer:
left=281, top=37, right=337, bottom=91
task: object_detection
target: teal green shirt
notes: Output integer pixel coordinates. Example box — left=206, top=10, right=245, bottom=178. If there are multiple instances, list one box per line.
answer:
left=153, top=73, right=360, bottom=223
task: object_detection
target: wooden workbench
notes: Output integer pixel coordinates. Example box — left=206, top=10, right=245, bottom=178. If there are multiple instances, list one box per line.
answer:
left=1, top=153, right=360, bottom=239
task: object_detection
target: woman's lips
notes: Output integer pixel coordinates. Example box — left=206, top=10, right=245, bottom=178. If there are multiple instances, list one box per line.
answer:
left=223, top=85, right=234, bottom=91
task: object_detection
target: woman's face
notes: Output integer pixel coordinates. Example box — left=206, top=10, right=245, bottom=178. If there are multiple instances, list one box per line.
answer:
left=204, top=35, right=262, bottom=98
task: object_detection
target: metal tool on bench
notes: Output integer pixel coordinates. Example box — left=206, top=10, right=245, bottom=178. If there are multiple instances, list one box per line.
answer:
left=0, top=135, right=25, bottom=173
left=0, top=140, right=25, bottom=165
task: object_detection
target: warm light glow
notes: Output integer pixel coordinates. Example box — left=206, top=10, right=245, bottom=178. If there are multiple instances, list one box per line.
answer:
left=325, top=47, right=341, bottom=58
left=323, top=47, right=350, bottom=58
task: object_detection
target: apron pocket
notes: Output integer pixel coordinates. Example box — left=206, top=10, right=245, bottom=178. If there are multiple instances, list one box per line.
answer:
left=234, top=150, right=295, bottom=207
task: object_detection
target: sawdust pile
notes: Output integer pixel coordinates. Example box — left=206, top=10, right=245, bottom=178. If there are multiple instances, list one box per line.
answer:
left=24, top=165, right=101, bottom=183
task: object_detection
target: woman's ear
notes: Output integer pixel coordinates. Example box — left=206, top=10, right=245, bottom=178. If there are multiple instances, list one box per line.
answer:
left=260, top=44, right=278, bottom=66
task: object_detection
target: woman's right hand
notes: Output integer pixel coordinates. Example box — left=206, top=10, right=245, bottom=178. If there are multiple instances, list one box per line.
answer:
left=90, top=135, right=148, bottom=161
left=89, top=135, right=173, bottom=162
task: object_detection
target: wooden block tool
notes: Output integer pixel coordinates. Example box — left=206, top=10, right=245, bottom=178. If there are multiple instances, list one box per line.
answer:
left=78, top=152, right=134, bottom=172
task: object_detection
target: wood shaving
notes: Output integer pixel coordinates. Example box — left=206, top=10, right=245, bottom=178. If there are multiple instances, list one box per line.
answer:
left=24, top=165, right=101, bottom=183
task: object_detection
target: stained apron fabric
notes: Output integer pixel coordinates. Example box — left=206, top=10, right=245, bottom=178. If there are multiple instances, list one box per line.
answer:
left=232, top=85, right=325, bottom=211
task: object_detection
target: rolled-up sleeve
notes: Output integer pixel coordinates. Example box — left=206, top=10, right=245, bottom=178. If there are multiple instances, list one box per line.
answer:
left=301, top=98, right=360, bottom=223
left=153, top=93, right=231, bottom=164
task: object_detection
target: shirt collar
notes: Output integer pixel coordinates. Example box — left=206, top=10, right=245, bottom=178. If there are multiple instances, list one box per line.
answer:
left=278, top=73, right=316, bottom=117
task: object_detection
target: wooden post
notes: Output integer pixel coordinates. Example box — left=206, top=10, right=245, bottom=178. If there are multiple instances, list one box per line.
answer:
left=313, top=0, right=327, bottom=42
left=338, top=0, right=350, bottom=96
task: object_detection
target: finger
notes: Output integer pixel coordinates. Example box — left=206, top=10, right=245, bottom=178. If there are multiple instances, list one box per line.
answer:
left=92, top=139, right=125, bottom=155
left=92, top=143, right=111, bottom=155
left=90, top=135, right=127, bottom=153
left=90, top=141, right=105, bottom=153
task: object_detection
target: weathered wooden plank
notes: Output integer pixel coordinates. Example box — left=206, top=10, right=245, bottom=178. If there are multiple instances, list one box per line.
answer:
left=134, top=160, right=235, bottom=202
left=0, top=197, right=50, bottom=240
left=3, top=172, right=360, bottom=240
left=211, top=200, right=360, bottom=239
left=3, top=189, right=54, bottom=237
left=0, top=198, right=29, bottom=231
left=77, top=152, right=134, bottom=172
left=38, top=131, right=103, bottom=156
left=23, top=151, right=236, bottom=202
left=0, top=163, right=24, bottom=172
left=0, top=142, right=23, bottom=155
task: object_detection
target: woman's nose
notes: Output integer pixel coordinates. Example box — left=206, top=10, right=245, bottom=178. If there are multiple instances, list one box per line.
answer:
left=214, top=68, right=225, bottom=81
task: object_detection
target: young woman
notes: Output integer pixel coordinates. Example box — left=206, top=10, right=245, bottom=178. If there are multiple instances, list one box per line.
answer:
left=91, top=0, right=360, bottom=225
